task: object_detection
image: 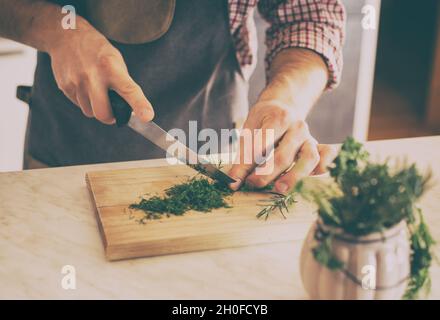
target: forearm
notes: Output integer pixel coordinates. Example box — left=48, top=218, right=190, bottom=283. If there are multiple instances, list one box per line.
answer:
left=230, top=47, right=334, bottom=192
left=0, top=0, right=94, bottom=53
left=258, top=48, right=328, bottom=120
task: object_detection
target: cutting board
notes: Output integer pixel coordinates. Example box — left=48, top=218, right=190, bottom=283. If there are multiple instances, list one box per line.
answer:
left=86, top=164, right=313, bottom=261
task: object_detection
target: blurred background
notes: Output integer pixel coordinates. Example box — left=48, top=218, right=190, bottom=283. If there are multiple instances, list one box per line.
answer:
left=1, top=0, right=440, bottom=172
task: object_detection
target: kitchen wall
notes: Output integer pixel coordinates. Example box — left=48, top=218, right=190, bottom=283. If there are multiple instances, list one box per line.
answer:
left=0, top=39, right=36, bottom=172
left=368, top=0, right=440, bottom=140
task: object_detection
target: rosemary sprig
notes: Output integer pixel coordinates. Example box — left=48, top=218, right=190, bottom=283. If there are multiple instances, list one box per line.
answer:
left=256, top=191, right=297, bottom=220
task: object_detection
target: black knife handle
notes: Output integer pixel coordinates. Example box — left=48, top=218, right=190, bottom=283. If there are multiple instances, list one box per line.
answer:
left=109, top=91, right=132, bottom=127
left=16, top=85, right=32, bottom=105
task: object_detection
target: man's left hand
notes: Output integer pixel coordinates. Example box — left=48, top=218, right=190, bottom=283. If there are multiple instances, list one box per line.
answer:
left=228, top=99, right=337, bottom=194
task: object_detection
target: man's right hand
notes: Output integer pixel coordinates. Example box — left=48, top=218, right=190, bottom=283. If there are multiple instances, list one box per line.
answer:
left=49, top=27, right=154, bottom=124
left=0, top=0, right=153, bottom=125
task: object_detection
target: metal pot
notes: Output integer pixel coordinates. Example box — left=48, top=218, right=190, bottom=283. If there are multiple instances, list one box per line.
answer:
left=300, top=219, right=410, bottom=299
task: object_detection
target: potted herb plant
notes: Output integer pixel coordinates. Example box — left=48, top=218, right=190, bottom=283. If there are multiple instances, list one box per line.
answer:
left=294, top=137, right=435, bottom=299
left=128, top=136, right=434, bottom=300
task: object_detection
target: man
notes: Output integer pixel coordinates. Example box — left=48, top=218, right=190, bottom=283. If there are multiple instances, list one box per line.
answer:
left=0, top=0, right=345, bottom=194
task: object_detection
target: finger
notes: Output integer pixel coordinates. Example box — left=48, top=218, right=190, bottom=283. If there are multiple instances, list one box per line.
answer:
left=60, top=83, right=80, bottom=107
left=250, top=107, right=296, bottom=160
left=228, top=114, right=292, bottom=190
left=313, top=144, right=338, bottom=175
left=75, top=79, right=95, bottom=118
left=228, top=128, right=283, bottom=190
left=228, top=130, right=257, bottom=190
left=76, top=91, right=94, bottom=118
left=245, top=125, right=308, bottom=188
left=109, top=72, right=154, bottom=122
left=89, top=81, right=115, bottom=124
left=274, top=139, right=320, bottom=194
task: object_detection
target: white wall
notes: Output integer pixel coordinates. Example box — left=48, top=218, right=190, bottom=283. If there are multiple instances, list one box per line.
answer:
left=0, top=40, right=36, bottom=172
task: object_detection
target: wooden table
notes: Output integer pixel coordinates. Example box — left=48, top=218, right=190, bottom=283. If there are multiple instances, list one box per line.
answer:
left=1, top=136, right=439, bottom=299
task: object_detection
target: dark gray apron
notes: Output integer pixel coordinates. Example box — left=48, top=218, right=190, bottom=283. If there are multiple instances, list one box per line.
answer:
left=27, top=0, right=248, bottom=166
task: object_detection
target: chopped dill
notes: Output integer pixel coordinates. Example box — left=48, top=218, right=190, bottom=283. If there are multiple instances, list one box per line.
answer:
left=129, top=177, right=233, bottom=219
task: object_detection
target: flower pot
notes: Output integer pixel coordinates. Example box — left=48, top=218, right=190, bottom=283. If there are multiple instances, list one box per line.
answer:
left=300, top=219, right=410, bottom=300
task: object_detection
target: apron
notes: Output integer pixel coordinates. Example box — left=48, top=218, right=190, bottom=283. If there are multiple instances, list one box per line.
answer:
left=26, top=0, right=249, bottom=166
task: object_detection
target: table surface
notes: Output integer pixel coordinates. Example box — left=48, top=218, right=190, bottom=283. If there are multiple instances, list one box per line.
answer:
left=1, top=136, right=440, bottom=299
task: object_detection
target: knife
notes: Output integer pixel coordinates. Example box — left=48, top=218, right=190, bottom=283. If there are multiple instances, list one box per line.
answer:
left=109, top=91, right=236, bottom=185
left=15, top=85, right=235, bottom=185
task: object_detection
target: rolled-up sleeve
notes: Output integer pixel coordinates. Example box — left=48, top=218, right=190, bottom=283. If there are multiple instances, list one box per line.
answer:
left=258, top=0, right=346, bottom=89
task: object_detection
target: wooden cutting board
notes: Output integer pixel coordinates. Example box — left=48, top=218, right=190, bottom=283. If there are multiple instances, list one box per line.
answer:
left=86, top=164, right=314, bottom=261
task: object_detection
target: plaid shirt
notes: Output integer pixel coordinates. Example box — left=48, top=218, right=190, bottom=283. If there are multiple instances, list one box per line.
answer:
left=228, top=0, right=346, bottom=89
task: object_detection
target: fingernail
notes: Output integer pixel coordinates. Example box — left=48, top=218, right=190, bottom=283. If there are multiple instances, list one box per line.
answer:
left=276, top=182, right=288, bottom=193
left=229, top=178, right=242, bottom=191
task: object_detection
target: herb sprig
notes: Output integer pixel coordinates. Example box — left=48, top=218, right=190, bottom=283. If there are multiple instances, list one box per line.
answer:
left=256, top=192, right=297, bottom=220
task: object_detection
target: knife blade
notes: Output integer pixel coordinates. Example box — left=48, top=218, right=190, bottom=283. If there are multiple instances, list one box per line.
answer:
left=109, top=91, right=236, bottom=185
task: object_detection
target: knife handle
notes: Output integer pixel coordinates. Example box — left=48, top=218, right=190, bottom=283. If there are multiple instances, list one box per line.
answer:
left=16, top=85, right=32, bottom=105
left=109, top=91, right=132, bottom=127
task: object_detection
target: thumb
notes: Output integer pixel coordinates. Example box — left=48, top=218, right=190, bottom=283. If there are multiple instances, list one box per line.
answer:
left=110, top=73, right=154, bottom=122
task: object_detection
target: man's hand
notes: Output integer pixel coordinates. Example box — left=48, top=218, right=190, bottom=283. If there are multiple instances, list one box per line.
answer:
left=228, top=48, right=337, bottom=194
left=228, top=100, right=337, bottom=194
left=49, top=25, right=154, bottom=124
left=0, top=0, right=154, bottom=124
